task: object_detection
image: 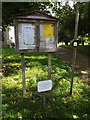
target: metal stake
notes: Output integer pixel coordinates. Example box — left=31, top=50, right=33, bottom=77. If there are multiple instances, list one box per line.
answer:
left=43, top=92, right=45, bottom=107
left=43, top=52, right=51, bottom=106
left=70, top=48, right=76, bottom=95
left=70, top=3, right=79, bottom=96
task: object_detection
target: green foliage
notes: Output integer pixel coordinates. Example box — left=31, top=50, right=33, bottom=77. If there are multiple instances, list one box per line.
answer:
left=2, top=2, right=52, bottom=28
left=55, top=2, right=90, bottom=43
left=77, top=35, right=82, bottom=41
left=56, top=2, right=75, bottom=42
left=79, top=2, right=90, bottom=35
left=2, top=47, right=90, bottom=119
left=2, top=2, right=90, bottom=43
left=77, top=34, right=89, bottom=42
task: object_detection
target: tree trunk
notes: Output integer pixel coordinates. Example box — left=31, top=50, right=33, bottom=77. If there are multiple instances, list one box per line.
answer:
left=2, top=27, right=9, bottom=47
left=82, top=40, right=85, bottom=46
left=65, top=41, right=68, bottom=45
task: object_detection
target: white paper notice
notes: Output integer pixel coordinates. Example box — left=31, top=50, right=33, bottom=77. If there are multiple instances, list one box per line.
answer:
left=22, top=25, right=35, bottom=45
left=40, top=24, right=43, bottom=37
left=37, top=80, right=52, bottom=92
left=18, top=23, right=35, bottom=50
left=46, top=38, right=55, bottom=49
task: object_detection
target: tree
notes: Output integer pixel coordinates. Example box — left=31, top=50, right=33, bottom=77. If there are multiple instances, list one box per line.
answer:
left=79, top=2, right=90, bottom=35
left=55, top=2, right=75, bottom=44
left=54, top=2, right=90, bottom=44
left=2, top=2, right=53, bottom=46
left=2, top=2, right=90, bottom=44
left=2, top=2, right=53, bottom=28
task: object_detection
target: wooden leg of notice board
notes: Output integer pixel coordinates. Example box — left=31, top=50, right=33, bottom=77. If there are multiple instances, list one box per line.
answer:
left=21, top=53, right=26, bottom=97
left=48, top=52, right=51, bottom=80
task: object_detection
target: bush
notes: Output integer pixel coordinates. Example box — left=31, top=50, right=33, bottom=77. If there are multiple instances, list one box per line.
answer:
left=77, top=34, right=89, bottom=45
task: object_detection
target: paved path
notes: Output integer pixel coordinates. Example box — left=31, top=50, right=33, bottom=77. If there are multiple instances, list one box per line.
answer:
left=55, top=47, right=90, bottom=86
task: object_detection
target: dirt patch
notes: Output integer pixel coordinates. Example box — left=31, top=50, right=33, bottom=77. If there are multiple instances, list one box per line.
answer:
left=55, top=47, right=90, bottom=86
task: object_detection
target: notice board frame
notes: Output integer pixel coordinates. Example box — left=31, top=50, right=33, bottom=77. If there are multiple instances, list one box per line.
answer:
left=14, top=12, right=58, bottom=53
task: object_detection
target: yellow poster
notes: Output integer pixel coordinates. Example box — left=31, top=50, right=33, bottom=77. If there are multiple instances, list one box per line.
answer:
left=43, top=23, right=53, bottom=38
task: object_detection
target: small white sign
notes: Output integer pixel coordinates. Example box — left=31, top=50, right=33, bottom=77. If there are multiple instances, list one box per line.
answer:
left=73, top=42, right=77, bottom=47
left=37, top=80, right=52, bottom=92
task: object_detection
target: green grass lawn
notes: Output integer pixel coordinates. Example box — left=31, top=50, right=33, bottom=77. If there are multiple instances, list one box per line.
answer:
left=2, top=47, right=90, bottom=119
left=61, top=44, right=90, bottom=56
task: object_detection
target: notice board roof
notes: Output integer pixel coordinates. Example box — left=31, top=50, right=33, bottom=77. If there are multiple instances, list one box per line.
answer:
left=14, top=11, right=58, bottom=21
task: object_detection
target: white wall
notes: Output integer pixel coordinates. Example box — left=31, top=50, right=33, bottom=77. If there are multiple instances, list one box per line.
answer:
left=9, top=26, right=15, bottom=43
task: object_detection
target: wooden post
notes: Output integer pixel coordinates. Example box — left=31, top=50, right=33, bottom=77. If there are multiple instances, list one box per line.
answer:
left=70, top=3, right=79, bottom=96
left=48, top=52, right=51, bottom=79
left=21, top=53, right=26, bottom=97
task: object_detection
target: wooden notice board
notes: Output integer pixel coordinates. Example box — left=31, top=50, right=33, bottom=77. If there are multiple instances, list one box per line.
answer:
left=14, top=11, right=58, bottom=53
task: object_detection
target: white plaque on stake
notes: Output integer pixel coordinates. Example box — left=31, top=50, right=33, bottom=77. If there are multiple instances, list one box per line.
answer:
left=73, top=42, right=77, bottom=47
left=37, top=80, right=52, bottom=92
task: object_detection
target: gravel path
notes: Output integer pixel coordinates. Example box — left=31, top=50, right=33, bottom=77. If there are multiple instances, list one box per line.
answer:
left=55, top=47, right=90, bottom=86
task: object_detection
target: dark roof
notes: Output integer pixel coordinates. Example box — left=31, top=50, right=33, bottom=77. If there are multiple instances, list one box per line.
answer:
left=14, top=11, right=58, bottom=21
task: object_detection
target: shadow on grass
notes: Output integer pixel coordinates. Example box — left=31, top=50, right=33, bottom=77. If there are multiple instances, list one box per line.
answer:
left=3, top=50, right=70, bottom=77
left=2, top=48, right=90, bottom=119
left=2, top=82, right=90, bottom=119
left=2, top=64, right=21, bottom=77
left=2, top=58, right=21, bottom=64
